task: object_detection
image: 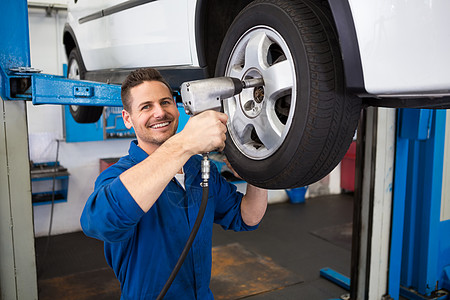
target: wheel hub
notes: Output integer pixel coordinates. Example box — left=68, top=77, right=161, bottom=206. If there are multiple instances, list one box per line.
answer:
left=240, top=72, right=265, bottom=118
left=254, top=86, right=264, bottom=103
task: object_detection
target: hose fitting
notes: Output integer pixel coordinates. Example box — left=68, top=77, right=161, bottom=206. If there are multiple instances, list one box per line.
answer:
left=201, top=153, right=210, bottom=187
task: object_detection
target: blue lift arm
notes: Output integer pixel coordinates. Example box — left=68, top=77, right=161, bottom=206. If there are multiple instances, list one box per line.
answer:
left=0, top=67, right=122, bottom=107
left=0, top=0, right=121, bottom=107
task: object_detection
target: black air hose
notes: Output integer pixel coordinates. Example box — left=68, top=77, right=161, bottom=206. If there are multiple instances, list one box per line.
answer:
left=156, top=184, right=209, bottom=299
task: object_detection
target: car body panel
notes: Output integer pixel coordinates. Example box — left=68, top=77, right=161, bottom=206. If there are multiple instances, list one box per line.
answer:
left=68, top=0, right=196, bottom=70
left=66, top=0, right=109, bottom=69
left=65, top=0, right=450, bottom=99
left=348, top=0, right=450, bottom=96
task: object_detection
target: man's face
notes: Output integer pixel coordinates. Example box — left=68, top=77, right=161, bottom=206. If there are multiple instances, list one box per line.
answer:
left=122, top=80, right=180, bottom=153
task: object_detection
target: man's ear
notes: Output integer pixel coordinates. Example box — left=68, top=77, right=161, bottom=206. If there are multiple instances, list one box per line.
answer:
left=122, top=109, right=133, bottom=129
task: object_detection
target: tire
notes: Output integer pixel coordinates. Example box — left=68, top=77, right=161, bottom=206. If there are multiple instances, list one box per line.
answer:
left=215, top=0, right=361, bottom=189
left=67, top=48, right=104, bottom=123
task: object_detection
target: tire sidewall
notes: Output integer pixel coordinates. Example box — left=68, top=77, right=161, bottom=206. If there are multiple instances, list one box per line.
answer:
left=68, top=48, right=86, bottom=117
left=68, top=48, right=86, bottom=80
left=67, top=48, right=104, bottom=123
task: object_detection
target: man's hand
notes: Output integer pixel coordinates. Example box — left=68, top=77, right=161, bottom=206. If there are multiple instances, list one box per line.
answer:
left=178, top=111, right=228, bottom=155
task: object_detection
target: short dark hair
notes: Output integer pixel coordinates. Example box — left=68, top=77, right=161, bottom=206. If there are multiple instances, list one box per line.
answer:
left=121, top=68, right=173, bottom=112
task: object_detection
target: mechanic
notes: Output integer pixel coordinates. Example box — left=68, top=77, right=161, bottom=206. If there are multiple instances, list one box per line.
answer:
left=80, top=68, right=268, bottom=299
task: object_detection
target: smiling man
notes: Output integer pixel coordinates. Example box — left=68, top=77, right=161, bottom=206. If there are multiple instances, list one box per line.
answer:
left=121, top=79, right=179, bottom=153
left=80, top=68, right=268, bottom=300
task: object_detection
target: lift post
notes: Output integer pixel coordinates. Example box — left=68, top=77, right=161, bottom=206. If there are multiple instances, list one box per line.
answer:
left=323, top=107, right=449, bottom=300
left=0, top=1, right=37, bottom=299
left=352, top=107, right=397, bottom=299
left=0, top=0, right=121, bottom=298
left=390, top=108, right=449, bottom=300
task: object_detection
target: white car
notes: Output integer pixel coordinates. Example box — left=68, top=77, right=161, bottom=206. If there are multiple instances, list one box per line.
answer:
left=63, top=0, right=450, bottom=189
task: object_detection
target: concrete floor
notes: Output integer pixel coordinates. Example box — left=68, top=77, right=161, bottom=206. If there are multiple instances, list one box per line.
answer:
left=35, top=193, right=354, bottom=299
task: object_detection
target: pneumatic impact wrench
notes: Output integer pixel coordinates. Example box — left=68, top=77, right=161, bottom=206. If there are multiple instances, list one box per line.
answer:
left=155, top=76, right=264, bottom=299
left=180, top=76, right=264, bottom=186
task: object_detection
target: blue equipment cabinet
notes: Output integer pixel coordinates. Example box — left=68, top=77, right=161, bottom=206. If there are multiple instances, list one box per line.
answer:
left=30, top=162, right=69, bottom=205
left=64, top=106, right=136, bottom=142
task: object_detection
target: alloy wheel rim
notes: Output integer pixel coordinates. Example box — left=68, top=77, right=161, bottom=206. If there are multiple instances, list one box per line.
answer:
left=68, top=58, right=80, bottom=113
left=224, top=26, right=297, bottom=160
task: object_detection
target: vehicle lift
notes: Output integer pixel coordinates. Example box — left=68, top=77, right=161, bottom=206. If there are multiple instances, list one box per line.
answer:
left=323, top=107, right=450, bottom=300
left=1, top=1, right=449, bottom=299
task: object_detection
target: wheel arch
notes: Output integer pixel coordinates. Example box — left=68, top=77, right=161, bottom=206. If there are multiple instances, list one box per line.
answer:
left=62, top=24, right=80, bottom=61
left=195, top=0, right=366, bottom=93
left=194, top=0, right=253, bottom=77
left=325, top=0, right=365, bottom=94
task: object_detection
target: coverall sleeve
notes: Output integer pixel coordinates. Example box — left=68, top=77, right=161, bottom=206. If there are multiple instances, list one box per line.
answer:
left=80, top=165, right=145, bottom=243
left=210, top=163, right=259, bottom=231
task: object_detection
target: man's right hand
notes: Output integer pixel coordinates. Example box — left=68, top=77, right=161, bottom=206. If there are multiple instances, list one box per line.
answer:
left=179, top=110, right=228, bottom=155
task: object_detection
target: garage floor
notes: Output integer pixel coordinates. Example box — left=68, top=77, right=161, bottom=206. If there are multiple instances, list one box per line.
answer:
left=35, top=193, right=353, bottom=300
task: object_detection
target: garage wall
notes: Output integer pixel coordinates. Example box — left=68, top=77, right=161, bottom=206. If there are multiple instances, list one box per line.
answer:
left=27, top=4, right=132, bottom=237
